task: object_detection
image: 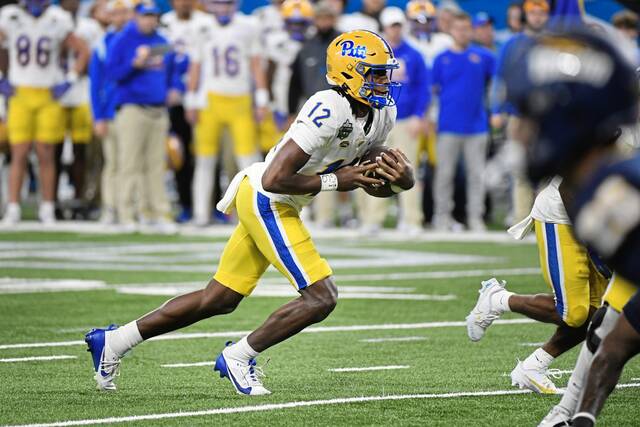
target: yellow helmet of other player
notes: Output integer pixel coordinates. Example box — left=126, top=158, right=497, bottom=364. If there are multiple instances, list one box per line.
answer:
left=406, top=0, right=436, bottom=23
left=281, top=0, right=313, bottom=21
left=326, top=30, right=401, bottom=109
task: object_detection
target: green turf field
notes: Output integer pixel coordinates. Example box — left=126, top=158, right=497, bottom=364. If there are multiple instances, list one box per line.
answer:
left=0, top=230, right=639, bottom=426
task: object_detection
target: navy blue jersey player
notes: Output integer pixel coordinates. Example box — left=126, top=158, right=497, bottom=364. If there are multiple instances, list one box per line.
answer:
left=501, top=26, right=640, bottom=427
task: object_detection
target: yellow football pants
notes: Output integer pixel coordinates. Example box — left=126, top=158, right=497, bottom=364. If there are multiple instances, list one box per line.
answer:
left=62, top=105, right=93, bottom=144
left=195, top=93, right=258, bottom=157
left=7, top=87, right=64, bottom=144
left=535, top=221, right=608, bottom=328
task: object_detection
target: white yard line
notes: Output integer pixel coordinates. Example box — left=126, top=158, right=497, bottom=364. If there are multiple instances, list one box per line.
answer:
left=0, top=319, right=536, bottom=350
left=0, top=280, right=107, bottom=294
left=359, top=336, right=427, bottom=343
left=162, top=361, right=215, bottom=368
left=520, top=342, right=546, bottom=347
left=501, top=369, right=573, bottom=377
left=0, top=355, right=76, bottom=363
left=7, top=384, right=640, bottom=427
left=328, top=365, right=410, bottom=372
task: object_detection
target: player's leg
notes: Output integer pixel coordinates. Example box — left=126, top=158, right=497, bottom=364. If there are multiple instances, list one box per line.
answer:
left=213, top=178, right=334, bottom=395
left=227, top=94, right=261, bottom=170
left=433, top=133, right=463, bottom=230
left=86, top=221, right=266, bottom=390
left=34, top=92, right=65, bottom=223
left=572, top=290, right=640, bottom=427
left=192, top=95, right=222, bottom=226
left=169, top=104, right=194, bottom=221
left=539, top=274, right=636, bottom=426
left=3, top=88, right=37, bottom=223
left=100, top=122, right=118, bottom=223
left=462, top=133, right=489, bottom=230
left=69, top=105, right=93, bottom=202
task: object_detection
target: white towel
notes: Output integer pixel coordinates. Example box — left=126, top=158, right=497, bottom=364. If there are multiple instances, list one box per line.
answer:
left=507, top=214, right=534, bottom=240
left=216, top=170, right=248, bottom=214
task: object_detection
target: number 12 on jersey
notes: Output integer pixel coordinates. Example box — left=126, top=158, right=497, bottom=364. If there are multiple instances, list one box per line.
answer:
left=308, top=102, right=330, bottom=128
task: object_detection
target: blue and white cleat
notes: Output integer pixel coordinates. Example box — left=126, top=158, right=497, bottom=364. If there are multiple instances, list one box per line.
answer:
left=85, top=324, right=121, bottom=391
left=214, top=342, right=271, bottom=396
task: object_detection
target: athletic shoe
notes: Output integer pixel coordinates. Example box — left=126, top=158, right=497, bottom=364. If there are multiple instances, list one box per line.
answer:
left=2, top=203, right=20, bottom=225
left=510, top=360, right=564, bottom=395
left=466, top=278, right=507, bottom=341
left=214, top=342, right=271, bottom=396
left=38, top=202, right=56, bottom=225
left=538, top=405, right=572, bottom=426
left=85, top=325, right=121, bottom=391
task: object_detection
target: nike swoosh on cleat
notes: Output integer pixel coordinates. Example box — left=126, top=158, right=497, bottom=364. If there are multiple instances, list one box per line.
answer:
left=526, top=376, right=557, bottom=394
left=218, top=354, right=253, bottom=395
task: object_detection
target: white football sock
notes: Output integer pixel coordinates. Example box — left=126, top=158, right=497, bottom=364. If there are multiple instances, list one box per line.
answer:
left=106, top=321, right=143, bottom=358
left=557, top=306, right=621, bottom=414
left=491, top=290, right=514, bottom=312
left=192, top=155, right=216, bottom=224
left=224, top=336, right=259, bottom=362
left=523, top=347, right=555, bottom=371
left=236, top=153, right=261, bottom=171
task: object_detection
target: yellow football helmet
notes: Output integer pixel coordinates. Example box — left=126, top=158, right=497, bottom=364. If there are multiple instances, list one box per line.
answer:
left=281, top=0, right=313, bottom=21
left=281, top=0, right=313, bottom=41
left=406, top=0, right=436, bottom=21
left=326, top=30, right=400, bottom=109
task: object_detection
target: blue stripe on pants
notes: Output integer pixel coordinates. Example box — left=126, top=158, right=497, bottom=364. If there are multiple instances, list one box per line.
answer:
left=256, top=192, right=307, bottom=289
left=545, top=223, right=565, bottom=320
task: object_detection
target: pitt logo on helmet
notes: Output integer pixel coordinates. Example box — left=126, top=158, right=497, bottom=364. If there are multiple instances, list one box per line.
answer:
left=341, top=40, right=367, bottom=59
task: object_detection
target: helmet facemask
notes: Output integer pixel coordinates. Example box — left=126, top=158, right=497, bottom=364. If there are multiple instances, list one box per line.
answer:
left=355, top=61, right=401, bottom=109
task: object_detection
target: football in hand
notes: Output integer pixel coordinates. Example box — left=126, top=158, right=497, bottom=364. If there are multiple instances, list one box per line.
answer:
left=358, top=146, right=396, bottom=198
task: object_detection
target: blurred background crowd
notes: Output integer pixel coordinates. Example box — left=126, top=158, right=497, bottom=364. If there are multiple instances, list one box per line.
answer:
left=0, top=0, right=636, bottom=233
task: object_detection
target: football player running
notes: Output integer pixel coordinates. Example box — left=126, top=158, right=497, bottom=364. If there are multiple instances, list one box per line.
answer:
left=0, top=0, right=89, bottom=224
left=186, top=0, right=268, bottom=226
left=499, top=27, right=640, bottom=427
left=466, top=179, right=614, bottom=395
left=85, top=30, right=414, bottom=395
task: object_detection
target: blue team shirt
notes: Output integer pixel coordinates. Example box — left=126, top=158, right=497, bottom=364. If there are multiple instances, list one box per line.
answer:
left=106, top=22, right=180, bottom=108
left=490, top=33, right=530, bottom=116
left=89, top=30, right=118, bottom=121
left=391, top=40, right=431, bottom=120
left=432, top=46, right=495, bottom=134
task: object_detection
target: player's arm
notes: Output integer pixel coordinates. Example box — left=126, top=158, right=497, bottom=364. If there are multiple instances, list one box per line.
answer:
left=261, top=139, right=383, bottom=194
left=184, top=60, right=201, bottom=124
left=63, top=33, right=90, bottom=76
left=251, top=53, right=268, bottom=121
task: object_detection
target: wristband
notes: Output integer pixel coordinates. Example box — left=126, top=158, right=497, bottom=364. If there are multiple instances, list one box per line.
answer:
left=320, top=173, right=338, bottom=191
left=184, top=91, right=198, bottom=110
left=573, top=412, right=596, bottom=426
left=254, top=88, right=269, bottom=108
left=390, top=183, right=404, bottom=194
left=65, top=70, right=79, bottom=84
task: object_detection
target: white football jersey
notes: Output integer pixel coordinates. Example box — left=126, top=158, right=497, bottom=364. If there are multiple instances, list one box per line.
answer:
left=191, top=13, right=261, bottom=96
left=265, top=29, right=302, bottom=114
left=531, top=176, right=571, bottom=225
left=407, top=32, right=454, bottom=67
left=160, top=10, right=211, bottom=57
left=245, top=89, right=397, bottom=210
left=0, top=5, right=74, bottom=87
left=337, top=12, right=379, bottom=33
left=251, top=4, right=283, bottom=39
left=59, top=16, right=103, bottom=107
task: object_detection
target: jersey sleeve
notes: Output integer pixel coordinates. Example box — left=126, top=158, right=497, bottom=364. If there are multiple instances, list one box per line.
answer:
left=288, top=92, right=342, bottom=155
left=0, top=6, right=17, bottom=35
left=56, top=9, right=75, bottom=40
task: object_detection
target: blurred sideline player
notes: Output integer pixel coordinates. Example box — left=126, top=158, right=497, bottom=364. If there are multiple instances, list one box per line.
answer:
left=260, top=0, right=313, bottom=154
left=185, top=0, right=268, bottom=226
left=58, top=0, right=103, bottom=214
left=252, top=0, right=285, bottom=41
left=160, top=0, right=210, bottom=222
left=499, top=27, right=640, bottom=427
left=0, top=0, right=89, bottom=225
left=89, top=0, right=132, bottom=224
left=85, top=30, right=414, bottom=395
left=466, top=180, right=612, bottom=394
